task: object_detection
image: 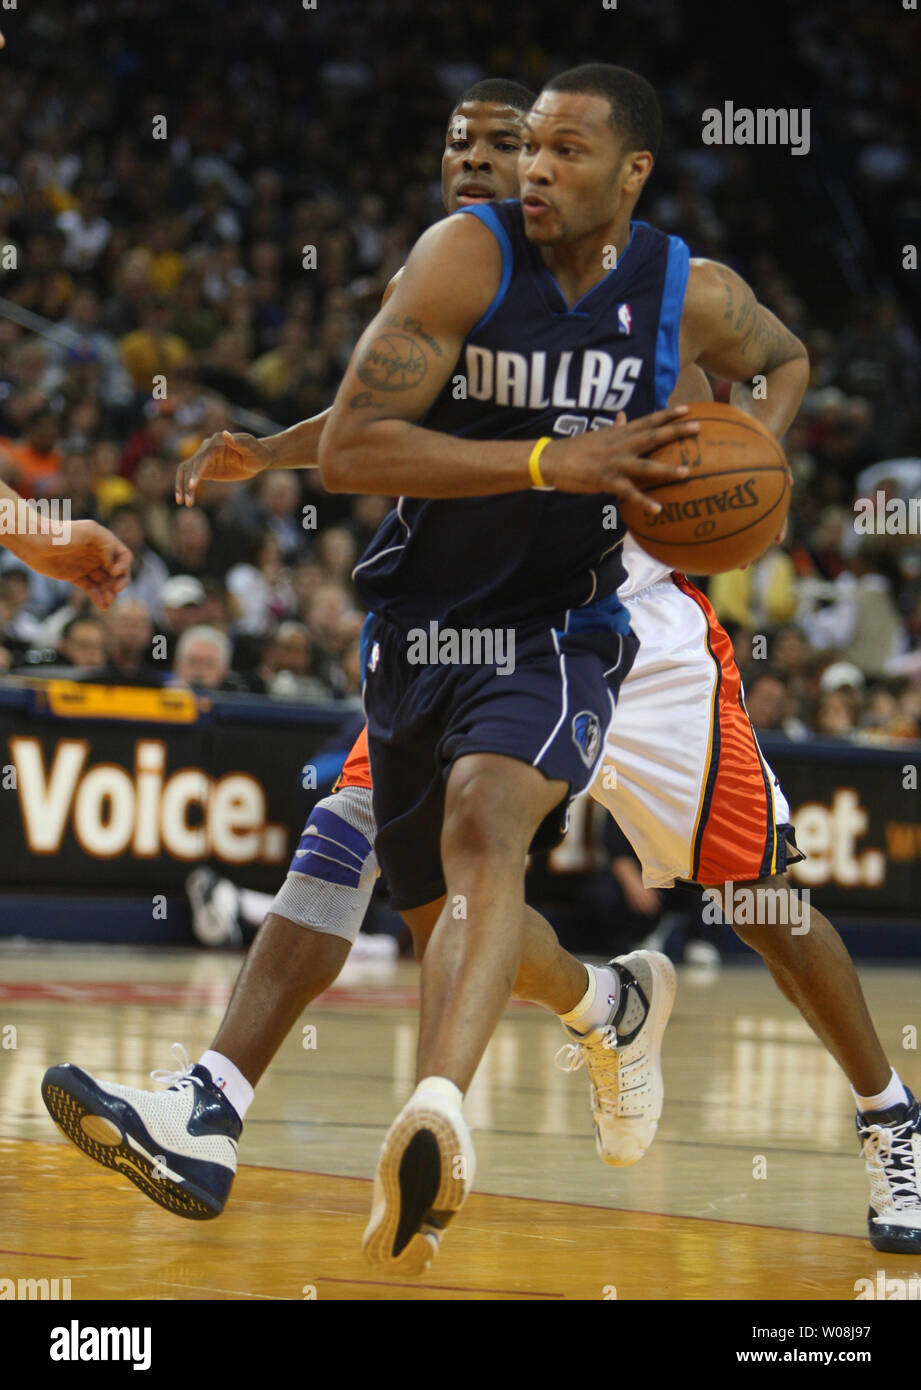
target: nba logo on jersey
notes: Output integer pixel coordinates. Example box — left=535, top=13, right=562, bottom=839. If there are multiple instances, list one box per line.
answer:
left=571, top=710, right=601, bottom=767
left=368, top=641, right=380, bottom=673
left=616, top=302, right=632, bottom=335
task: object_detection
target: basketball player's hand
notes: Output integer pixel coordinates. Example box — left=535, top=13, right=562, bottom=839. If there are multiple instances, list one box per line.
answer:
left=175, top=431, right=273, bottom=505
left=539, top=406, right=698, bottom=515
left=11, top=520, right=132, bottom=609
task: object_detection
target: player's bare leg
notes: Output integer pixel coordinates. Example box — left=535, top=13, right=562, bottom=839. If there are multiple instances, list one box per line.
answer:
left=712, top=875, right=889, bottom=1094
left=363, top=753, right=678, bottom=1273
left=208, top=914, right=350, bottom=1086
left=403, top=899, right=588, bottom=1015
left=415, top=754, right=571, bottom=1090
left=363, top=753, right=563, bottom=1274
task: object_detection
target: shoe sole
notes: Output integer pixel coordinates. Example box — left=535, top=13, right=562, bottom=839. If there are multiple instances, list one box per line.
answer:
left=869, top=1221, right=921, bottom=1254
left=41, top=1067, right=222, bottom=1220
left=362, top=1106, right=470, bottom=1276
left=599, top=950, right=677, bottom=1168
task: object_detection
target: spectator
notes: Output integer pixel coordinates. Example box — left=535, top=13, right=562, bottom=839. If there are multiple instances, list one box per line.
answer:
left=259, top=621, right=333, bottom=700
left=166, top=507, right=216, bottom=580
left=131, top=455, right=174, bottom=555
left=0, top=567, right=44, bottom=647
left=160, top=574, right=207, bottom=655
left=57, top=613, right=108, bottom=673
left=172, top=625, right=224, bottom=689
left=225, top=531, right=295, bottom=636
left=800, top=546, right=907, bottom=678
left=91, top=440, right=135, bottom=515
left=303, top=579, right=362, bottom=693
left=100, top=600, right=161, bottom=686
left=249, top=320, right=311, bottom=401
left=42, top=285, right=133, bottom=409
left=815, top=688, right=859, bottom=739
left=119, top=296, right=191, bottom=391
left=56, top=182, right=112, bottom=273
left=349, top=494, right=392, bottom=552
left=108, top=504, right=170, bottom=620
left=0, top=408, right=64, bottom=497
left=315, top=525, right=358, bottom=583
left=171, top=624, right=247, bottom=692
left=742, top=665, right=807, bottom=739
left=256, top=470, right=309, bottom=564
left=708, top=543, right=798, bottom=631
left=58, top=451, right=99, bottom=522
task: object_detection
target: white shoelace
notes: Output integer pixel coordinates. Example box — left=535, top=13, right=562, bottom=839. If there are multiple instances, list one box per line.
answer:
left=554, top=1026, right=619, bottom=1073
left=150, top=1042, right=202, bottom=1092
left=863, top=1120, right=921, bottom=1209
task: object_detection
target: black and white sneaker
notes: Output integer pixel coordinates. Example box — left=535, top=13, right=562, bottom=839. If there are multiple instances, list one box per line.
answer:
left=41, top=1044, right=241, bottom=1220
left=858, top=1091, right=921, bottom=1253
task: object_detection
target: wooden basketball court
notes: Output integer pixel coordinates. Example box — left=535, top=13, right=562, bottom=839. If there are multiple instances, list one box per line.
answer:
left=1, top=941, right=918, bottom=1300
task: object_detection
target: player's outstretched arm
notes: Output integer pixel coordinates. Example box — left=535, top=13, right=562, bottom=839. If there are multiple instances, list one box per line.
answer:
left=319, top=218, right=699, bottom=505
left=0, top=481, right=132, bottom=609
left=174, top=272, right=408, bottom=505
left=681, top=259, right=809, bottom=437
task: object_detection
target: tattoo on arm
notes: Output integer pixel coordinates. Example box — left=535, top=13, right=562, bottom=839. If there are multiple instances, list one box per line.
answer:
left=349, top=390, right=383, bottom=409
left=714, top=266, right=803, bottom=373
left=385, top=314, right=443, bottom=358
left=356, top=332, right=428, bottom=391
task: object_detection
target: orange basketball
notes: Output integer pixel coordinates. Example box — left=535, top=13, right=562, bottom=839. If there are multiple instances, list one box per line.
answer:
left=619, top=402, right=792, bottom=575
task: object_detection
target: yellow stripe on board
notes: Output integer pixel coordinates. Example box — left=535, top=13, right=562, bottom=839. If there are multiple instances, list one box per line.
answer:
left=39, top=680, right=199, bottom=724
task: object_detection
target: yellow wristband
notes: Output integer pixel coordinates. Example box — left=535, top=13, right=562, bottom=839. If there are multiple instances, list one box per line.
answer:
left=528, top=437, right=554, bottom=490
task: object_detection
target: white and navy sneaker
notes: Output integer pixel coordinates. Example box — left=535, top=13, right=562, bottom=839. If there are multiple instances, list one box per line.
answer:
left=41, top=1044, right=241, bottom=1220
left=556, top=950, right=676, bottom=1167
left=858, top=1091, right=921, bottom=1253
left=363, top=1083, right=476, bottom=1276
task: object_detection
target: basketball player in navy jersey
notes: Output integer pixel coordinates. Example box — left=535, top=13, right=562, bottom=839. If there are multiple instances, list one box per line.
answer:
left=315, top=63, right=918, bottom=1273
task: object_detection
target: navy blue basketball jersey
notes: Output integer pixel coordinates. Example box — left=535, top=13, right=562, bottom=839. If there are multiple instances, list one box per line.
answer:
left=353, top=200, right=690, bottom=631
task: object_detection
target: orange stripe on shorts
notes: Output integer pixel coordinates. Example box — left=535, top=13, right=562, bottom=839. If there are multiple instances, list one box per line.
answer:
left=335, top=725, right=373, bottom=791
left=672, top=575, right=775, bottom=887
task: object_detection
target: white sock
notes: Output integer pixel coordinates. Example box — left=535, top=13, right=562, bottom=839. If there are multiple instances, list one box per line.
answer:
left=558, top=964, right=620, bottom=1036
left=412, top=1076, right=464, bottom=1109
left=198, top=1050, right=255, bottom=1121
left=853, top=1067, right=910, bottom=1115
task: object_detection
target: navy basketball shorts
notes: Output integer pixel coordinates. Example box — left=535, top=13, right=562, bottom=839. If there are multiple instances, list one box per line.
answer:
left=362, top=612, right=639, bottom=911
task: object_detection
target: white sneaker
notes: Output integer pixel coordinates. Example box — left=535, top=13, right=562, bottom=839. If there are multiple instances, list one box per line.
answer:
left=556, top=951, right=676, bottom=1166
left=363, top=1083, right=475, bottom=1275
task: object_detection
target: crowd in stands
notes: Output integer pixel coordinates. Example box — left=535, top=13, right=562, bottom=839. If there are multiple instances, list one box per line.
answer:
left=0, top=0, right=919, bottom=740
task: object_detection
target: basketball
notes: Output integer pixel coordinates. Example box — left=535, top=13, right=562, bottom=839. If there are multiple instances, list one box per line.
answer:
left=620, top=402, right=792, bottom=574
